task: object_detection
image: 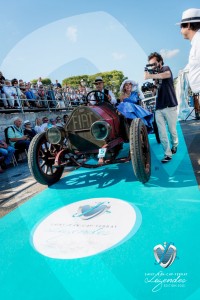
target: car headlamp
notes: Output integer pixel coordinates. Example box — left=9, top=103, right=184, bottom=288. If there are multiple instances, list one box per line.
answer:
left=46, top=127, right=66, bottom=144
left=90, top=121, right=111, bottom=140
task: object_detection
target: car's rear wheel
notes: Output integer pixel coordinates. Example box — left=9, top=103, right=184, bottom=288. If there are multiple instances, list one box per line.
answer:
left=130, top=118, right=151, bottom=183
left=28, top=132, right=64, bottom=185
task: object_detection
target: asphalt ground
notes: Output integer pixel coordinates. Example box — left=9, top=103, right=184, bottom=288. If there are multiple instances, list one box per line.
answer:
left=0, top=160, right=73, bottom=218
left=0, top=118, right=199, bottom=218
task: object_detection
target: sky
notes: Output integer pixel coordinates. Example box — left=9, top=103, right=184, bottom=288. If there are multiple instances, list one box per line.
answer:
left=0, top=0, right=199, bottom=86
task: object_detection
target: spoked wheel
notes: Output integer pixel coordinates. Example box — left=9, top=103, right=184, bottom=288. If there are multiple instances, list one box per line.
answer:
left=130, top=118, right=151, bottom=183
left=28, top=132, right=64, bottom=185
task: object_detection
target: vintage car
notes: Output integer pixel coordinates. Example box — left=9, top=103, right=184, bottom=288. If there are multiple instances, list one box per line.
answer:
left=28, top=90, right=151, bottom=185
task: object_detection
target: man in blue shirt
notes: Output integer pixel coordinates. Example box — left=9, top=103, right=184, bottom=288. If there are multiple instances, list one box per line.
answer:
left=7, top=117, right=30, bottom=151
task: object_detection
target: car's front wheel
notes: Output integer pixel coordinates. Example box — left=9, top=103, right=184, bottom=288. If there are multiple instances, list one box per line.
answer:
left=130, top=118, right=151, bottom=183
left=28, top=132, right=64, bottom=185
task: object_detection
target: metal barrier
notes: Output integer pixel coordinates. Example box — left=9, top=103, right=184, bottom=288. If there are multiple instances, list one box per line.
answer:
left=1, top=84, right=157, bottom=114
left=0, top=85, right=88, bottom=113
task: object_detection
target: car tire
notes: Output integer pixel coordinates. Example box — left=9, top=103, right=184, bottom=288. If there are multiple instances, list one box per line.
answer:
left=129, top=118, right=151, bottom=183
left=28, top=132, right=64, bottom=185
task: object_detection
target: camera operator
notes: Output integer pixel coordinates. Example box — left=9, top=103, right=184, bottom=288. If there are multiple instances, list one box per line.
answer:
left=144, top=52, right=178, bottom=163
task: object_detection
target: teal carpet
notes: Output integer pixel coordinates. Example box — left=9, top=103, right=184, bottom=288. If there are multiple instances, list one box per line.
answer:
left=0, top=123, right=200, bottom=300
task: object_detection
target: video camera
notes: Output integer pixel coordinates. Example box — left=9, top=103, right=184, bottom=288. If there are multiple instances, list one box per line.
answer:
left=144, top=63, right=160, bottom=74
left=141, top=82, right=154, bottom=93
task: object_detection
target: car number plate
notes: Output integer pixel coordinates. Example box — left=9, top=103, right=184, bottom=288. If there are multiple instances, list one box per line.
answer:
left=98, top=148, right=107, bottom=158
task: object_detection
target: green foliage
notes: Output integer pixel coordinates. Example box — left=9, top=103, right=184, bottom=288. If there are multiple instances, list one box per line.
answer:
left=62, top=70, right=127, bottom=96
left=31, top=78, right=52, bottom=85
left=42, top=78, right=52, bottom=85
left=31, top=79, right=37, bottom=85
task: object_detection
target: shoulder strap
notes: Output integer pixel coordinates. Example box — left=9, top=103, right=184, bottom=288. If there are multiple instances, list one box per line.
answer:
left=4, top=126, right=15, bottom=144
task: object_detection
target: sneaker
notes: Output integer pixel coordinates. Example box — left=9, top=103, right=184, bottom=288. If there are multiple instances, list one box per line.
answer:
left=161, top=156, right=172, bottom=163
left=171, top=146, right=177, bottom=154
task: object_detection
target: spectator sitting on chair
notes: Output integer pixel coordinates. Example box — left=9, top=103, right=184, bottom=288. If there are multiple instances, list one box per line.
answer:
left=63, top=114, right=69, bottom=124
left=7, top=117, right=30, bottom=152
left=37, top=85, right=47, bottom=107
left=0, top=138, right=15, bottom=167
left=24, top=85, right=41, bottom=108
left=34, top=117, right=42, bottom=134
left=11, top=79, right=30, bottom=108
left=48, top=118, right=56, bottom=128
left=40, top=117, right=49, bottom=132
left=47, top=84, right=57, bottom=108
left=55, top=87, right=65, bottom=108
left=23, top=120, right=37, bottom=141
left=2, top=79, right=19, bottom=108
left=0, top=72, right=9, bottom=108
left=55, top=116, right=64, bottom=127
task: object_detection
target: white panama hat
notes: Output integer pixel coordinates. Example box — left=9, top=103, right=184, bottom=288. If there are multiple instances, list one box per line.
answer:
left=176, top=8, right=200, bottom=25
left=120, top=79, right=138, bottom=92
left=24, top=120, right=31, bottom=125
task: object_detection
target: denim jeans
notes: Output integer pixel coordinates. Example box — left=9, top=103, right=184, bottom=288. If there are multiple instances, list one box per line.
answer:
left=155, top=107, right=178, bottom=157
left=0, top=146, right=15, bottom=164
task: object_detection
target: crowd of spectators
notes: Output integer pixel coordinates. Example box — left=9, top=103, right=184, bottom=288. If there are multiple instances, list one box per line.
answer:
left=0, top=114, right=69, bottom=173
left=0, top=72, right=89, bottom=111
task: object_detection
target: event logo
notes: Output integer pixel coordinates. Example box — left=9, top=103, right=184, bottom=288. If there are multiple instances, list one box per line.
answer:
left=32, top=198, right=141, bottom=259
left=72, top=202, right=110, bottom=220
left=145, top=243, right=187, bottom=292
left=154, top=242, right=177, bottom=268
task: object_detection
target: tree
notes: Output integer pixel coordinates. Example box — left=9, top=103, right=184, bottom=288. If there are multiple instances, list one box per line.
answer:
left=62, top=70, right=126, bottom=96
left=31, top=78, right=52, bottom=85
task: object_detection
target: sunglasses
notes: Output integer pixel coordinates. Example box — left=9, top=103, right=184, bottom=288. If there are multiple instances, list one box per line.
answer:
left=180, top=23, right=188, bottom=28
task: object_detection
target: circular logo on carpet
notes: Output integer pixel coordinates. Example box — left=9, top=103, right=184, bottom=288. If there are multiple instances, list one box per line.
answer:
left=32, top=198, right=141, bottom=259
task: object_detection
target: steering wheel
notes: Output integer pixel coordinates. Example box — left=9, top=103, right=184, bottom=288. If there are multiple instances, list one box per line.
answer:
left=86, top=90, right=108, bottom=105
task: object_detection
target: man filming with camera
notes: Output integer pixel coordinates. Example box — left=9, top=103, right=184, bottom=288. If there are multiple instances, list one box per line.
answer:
left=144, top=52, right=178, bottom=163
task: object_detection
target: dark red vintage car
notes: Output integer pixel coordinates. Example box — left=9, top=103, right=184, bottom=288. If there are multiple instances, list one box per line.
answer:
left=28, top=90, right=151, bottom=185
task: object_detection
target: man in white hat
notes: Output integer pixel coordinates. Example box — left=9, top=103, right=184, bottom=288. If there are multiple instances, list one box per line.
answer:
left=92, top=76, right=117, bottom=105
left=178, top=8, right=200, bottom=94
